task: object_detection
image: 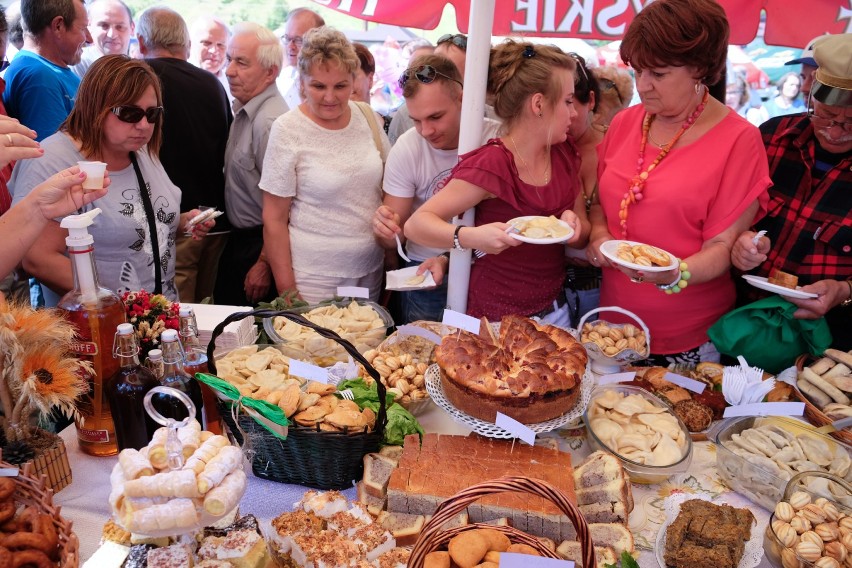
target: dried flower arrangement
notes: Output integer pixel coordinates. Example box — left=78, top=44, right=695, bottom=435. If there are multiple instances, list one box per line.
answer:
left=0, top=297, right=89, bottom=488
left=121, top=290, right=180, bottom=360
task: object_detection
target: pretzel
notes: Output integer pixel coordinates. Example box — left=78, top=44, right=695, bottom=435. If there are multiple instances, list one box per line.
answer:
left=0, top=532, right=54, bottom=557
left=0, top=546, right=11, bottom=568
left=0, top=503, right=14, bottom=525
left=0, top=480, right=14, bottom=502
left=9, top=549, right=53, bottom=568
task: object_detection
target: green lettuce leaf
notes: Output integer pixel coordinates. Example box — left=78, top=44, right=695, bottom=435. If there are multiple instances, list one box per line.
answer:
left=337, top=379, right=424, bottom=446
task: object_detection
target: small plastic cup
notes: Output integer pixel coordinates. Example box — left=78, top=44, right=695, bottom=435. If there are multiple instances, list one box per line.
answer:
left=77, top=161, right=107, bottom=191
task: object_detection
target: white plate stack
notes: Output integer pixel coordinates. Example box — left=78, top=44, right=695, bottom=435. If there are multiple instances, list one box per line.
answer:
left=181, top=303, right=256, bottom=355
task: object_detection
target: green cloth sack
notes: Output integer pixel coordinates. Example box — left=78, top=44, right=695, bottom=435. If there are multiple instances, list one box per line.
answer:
left=708, top=296, right=833, bottom=374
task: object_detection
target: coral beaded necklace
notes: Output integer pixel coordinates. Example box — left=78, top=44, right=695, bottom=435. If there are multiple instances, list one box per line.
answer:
left=618, top=87, right=710, bottom=238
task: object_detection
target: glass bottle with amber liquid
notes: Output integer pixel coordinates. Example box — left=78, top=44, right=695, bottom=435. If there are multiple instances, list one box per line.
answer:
left=178, top=307, right=222, bottom=433
left=153, top=330, right=205, bottom=426
left=106, top=323, right=160, bottom=450
left=57, top=209, right=126, bottom=456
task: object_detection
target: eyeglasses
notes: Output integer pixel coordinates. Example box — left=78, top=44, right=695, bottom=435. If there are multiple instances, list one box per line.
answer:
left=398, top=65, right=463, bottom=90
left=111, top=105, right=164, bottom=124
left=283, top=34, right=303, bottom=47
left=599, top=78, right=625, bottom=107
left=437, top=34, right=467, bottom=52
left=567, top=52, right=589, bottom=85
left=808, top=108, right=852, bottom=131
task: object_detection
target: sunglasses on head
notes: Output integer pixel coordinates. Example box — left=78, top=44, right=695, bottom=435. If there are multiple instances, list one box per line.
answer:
left=567, top=52, right=590, bottom=85
left=398, top=65, right=463, bottom=90
left=437, top=33, right=467, bottom=51
left=599, top=78, right=625, bottom=107
left=111, top=105, right=164, bottom=124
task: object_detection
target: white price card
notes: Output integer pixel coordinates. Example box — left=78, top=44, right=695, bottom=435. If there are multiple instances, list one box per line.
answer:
left=337, top=286, right=370, bottom=299
left=723, top=402, right=805, bottom=418
left=495, top=413, right=536, bottom=446
left=500, top=553, right=574, bottom=568
left=397, top=325, right=442, bottom=345
left=288, top=359, right=329, bottom=383
left=442, top=309, right=481, bottom=334
left=663, top=372, right=706, bottom=394
left=0, top=468, right=18, bottom=477
left=598, top=371, right=636, bottom=385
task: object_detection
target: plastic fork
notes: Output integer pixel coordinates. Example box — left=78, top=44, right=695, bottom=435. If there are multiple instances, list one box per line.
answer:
left=394, top=234, right=411, bottom=263
left=339, top=389, right=355, bottom=401
left=752, top=230, right=767, bottom=246
left=474, top=224, right=521, bottom=258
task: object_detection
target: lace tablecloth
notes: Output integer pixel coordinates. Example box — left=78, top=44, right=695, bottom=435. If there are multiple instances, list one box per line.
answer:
left=56, top=404, right=774, bottom=566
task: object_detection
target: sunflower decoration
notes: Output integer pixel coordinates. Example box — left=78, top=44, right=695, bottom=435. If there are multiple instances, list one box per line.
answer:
left=0, top=297, right=90, bottom=461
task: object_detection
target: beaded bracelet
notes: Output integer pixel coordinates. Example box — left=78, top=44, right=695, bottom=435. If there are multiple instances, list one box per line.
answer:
left=657, top=261, right=691, bottom=294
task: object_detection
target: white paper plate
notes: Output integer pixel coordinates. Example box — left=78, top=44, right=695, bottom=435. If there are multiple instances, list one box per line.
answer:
left=742, top=275, right=817, bottom=299
left=385, top=266, right=437, bottom=292
left=600, top=240, right=678, bottom=272
left=507, top=216, right=574, bottom=244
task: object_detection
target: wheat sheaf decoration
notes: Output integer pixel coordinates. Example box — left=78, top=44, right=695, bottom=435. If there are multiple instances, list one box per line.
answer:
left=0, top=297, right=90, bottom=444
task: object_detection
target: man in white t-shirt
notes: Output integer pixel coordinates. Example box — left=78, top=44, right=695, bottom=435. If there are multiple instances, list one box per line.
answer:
left=373, top=54, right=500, bottom=323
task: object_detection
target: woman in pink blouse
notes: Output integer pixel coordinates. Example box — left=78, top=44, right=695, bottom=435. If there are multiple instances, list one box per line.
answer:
left=586, top=0, right=771, bottom=365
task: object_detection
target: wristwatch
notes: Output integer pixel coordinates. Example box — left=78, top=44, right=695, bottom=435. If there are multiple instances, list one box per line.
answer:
left=452, top=225, right=466, bottom=251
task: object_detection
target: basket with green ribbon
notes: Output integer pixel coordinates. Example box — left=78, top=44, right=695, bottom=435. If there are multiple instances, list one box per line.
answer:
left=198, top=308, right=388, bottom=490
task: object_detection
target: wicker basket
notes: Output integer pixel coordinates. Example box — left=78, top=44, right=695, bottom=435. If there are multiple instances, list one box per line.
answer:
left=792, top=354, right=852, bottom=445
left=408, top=476, right=595, bottom=568
left=0, top=452, right=79, bottom=567
left=206, top=309, right=387, bottom=490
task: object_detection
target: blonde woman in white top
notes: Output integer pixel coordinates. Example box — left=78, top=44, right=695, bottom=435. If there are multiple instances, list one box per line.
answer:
left=260, top=27, right=389, bottom=303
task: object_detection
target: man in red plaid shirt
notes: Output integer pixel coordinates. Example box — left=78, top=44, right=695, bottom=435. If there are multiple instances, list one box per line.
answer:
left=732, top=34, right=851, bottom=350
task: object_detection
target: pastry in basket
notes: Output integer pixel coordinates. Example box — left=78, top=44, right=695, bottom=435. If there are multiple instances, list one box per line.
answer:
left=435, top=315, right=587, bottom=424
left=663, top=499, right=754, bottom=568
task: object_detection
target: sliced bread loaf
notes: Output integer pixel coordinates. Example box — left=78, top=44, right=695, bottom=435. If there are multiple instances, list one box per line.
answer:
left=363, top=453, right=399, bottom=498
left=376, top=511, right=425, bottom=547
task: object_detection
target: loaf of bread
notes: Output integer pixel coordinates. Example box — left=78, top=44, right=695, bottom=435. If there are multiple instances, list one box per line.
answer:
left=376, top=511, right=426, bottom=546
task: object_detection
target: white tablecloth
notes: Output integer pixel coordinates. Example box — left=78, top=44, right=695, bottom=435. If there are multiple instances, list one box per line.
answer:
left=55, top=403, right=774, bottom=567
left=55, top=404, right=472, bottom=561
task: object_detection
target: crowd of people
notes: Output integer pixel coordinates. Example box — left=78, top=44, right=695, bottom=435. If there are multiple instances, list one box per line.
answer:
left=0, top=0, right=848, bottom=365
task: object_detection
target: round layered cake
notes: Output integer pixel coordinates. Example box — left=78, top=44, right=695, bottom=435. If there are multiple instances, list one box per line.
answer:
left=435, top=315, right=587, bottom=424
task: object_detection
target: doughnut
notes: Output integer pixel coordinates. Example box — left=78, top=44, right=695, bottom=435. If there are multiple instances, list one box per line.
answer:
left=9, top=549, right=52, bottom=568
left=0, top=532, right=54, bottom=556
left=34, top=516, right=57, bottom=560
left=0, top=480, right=14, bottom=502
left=0, top=503, right=14, bottom=525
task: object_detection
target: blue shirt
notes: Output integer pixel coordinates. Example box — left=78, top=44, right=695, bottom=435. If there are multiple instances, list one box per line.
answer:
left=3, top=50, right=80, bottom=141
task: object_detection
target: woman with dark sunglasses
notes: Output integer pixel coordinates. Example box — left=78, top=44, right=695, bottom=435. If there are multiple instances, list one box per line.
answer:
left=405, top=40, right=589, bottom=322
left=9, top=55, right=214, bottom=301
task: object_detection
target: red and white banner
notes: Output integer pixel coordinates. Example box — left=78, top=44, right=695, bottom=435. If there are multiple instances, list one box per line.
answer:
left=312, top=0, right=852, bottom=47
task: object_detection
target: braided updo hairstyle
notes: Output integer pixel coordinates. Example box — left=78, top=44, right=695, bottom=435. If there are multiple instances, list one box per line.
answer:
left=488, top=40, right=576, bottom=129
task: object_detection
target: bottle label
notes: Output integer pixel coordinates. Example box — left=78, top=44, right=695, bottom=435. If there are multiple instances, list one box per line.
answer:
left=77, top=426, right=109, bottom=443
left=75, top=371, right=96, bottom=416
left=70, top=341, right=99, bottom=356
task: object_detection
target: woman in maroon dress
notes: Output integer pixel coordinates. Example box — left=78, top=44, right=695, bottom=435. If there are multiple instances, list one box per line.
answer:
left=405, top=40, right=588, bottom=322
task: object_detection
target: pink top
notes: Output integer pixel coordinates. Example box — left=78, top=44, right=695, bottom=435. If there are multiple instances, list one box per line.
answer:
left=451, top=139, right=581, bottom=319
left=597, top=105, right=771, bottom=354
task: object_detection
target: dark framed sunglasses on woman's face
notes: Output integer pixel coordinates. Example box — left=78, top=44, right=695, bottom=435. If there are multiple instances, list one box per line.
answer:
left=398, top=65, right=463, bottom=90
left=111, top=105, right=164, bottom=124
